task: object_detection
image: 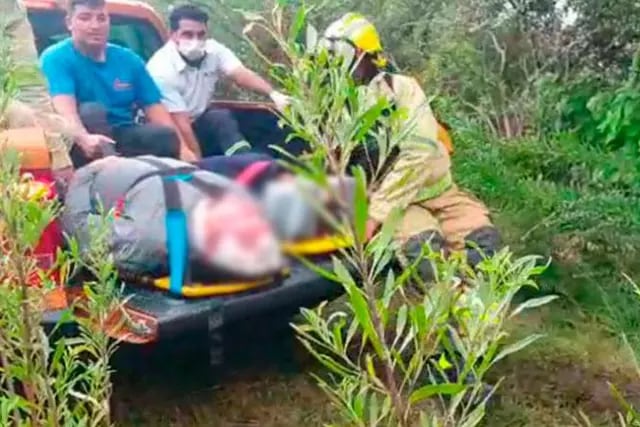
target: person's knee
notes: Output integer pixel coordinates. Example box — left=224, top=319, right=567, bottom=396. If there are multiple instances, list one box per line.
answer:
left=202, top=108, right=235, bottom=126
left=197, top=108, right=247, bottom=155
left=464, top=226, right=501, bottom=268
left=153, top=126, right=180, bottom=158
left=139, top=125, right=181, bottom=158
left=78, top=102, right=111, bottom=136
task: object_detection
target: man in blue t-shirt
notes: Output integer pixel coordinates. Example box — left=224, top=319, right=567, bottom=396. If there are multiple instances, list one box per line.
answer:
left=39, top=0, right=196, bottom=168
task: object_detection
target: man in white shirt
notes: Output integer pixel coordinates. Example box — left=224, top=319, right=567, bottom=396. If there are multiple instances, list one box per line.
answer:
left=146, top=4, right=290, bottom=159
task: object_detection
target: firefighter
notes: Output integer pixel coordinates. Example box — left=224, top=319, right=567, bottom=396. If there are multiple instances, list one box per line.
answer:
left=319, top=13, right=501, bottom=280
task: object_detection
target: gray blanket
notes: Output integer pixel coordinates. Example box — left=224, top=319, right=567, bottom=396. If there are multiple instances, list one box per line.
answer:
left=62, top=155, right=245, bottom=275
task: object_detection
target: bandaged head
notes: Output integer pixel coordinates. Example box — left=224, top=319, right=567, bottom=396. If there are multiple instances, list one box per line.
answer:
left=190, top=192, right=285, bottom=277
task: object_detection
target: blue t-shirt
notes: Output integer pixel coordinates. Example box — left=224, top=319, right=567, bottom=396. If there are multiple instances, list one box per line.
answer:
left=40, top=38, right=162, bottom=127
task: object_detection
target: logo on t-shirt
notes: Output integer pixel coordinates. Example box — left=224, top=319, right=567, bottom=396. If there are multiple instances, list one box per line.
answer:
left=113, top=78, right=132, bottom=91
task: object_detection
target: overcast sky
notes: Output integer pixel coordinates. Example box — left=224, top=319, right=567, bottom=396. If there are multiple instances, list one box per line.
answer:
left=556, top=0, right=578, bottom=25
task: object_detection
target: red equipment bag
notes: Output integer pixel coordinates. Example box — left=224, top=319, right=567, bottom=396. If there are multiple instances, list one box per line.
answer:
left=23, top=171, right=63, bottom=286
left=3, top=128, right=64, bottom=287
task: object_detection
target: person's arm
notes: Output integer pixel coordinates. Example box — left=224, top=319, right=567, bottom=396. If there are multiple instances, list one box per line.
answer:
left=48, top=95, right=90, bottom=138
left=368, top=77, right=452, bottom=225
left=145, top=67, right=202, bottom=158
left=144, top=103, right=197, bottom=161
left=39, top=50, right=96, bottom=137
left=133, top=55, right=196, bottom=161
left=228, top=66, right=273, bottom=96
left=215, top=44, right=272, bottom=95
left=40, top=50, right=115, bottom=159
left=170, top=112, right=202, bottom=158
left=216, top=43, right=290, bottom=110
left=228, top=66, right=291, bottom=112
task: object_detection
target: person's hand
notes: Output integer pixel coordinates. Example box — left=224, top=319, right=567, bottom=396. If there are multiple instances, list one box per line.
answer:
left=269, top=90, right=292, bottom=112
left=180, top=147, right=198, bottom=163
left=78, top=134, right=116, bottom=159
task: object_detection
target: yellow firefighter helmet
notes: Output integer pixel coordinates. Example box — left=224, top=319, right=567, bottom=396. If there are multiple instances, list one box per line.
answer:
left=321, top=13, right=388, bottom=68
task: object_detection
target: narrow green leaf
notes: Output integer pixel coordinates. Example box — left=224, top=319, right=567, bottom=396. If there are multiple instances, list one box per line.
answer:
left=493, top=334, right=545, bottom=365
left=304, top=24, right=319, bottom=52
left=295, top=253, right=341, bottom=283
left=368, top=206, right=403, bottom=261
left=331, top=316, right=346, bottom=353
left=365, top=354, right=378, bottom=382
left=353, top=386, right=366, bottom=419
left=381, top=269, right=397, bottom=307
left=395, top=305, right=408, bottom=346
left=352, top=166, right=369, bottom=243
left=509, top=295, right=559, bottom=318
left=437, top=353, right=453, bottom=371
left=459, top=403, right=487, bottom=427
left=350, top=98, right=389, bottom=141
left=410, top=383, right=466, bottom=404
left=348, top=286, right=383, bottom=356
left=369, top=391, right=380, bottom=424
left=224, top=140, right=252, bottom=155
left=332, top=256, right=356, bottom=287
left=288, top=6, right=307, bottom=45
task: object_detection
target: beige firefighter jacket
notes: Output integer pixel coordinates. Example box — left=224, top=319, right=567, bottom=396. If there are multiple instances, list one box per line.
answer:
left=361, top=72, right=453, bottom=224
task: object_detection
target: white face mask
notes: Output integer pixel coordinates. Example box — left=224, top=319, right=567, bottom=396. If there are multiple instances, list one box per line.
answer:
left=176, top=38, right=206, bottom=61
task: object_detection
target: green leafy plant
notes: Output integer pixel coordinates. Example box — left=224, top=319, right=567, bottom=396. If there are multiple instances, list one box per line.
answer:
left=242, top=3, right=558, bottom=426
left=0, top=17, right=19, bottom=127
left=0, top=25, right=122, bottom=423
left=544, top=50, right=640, bottom=156
left=593, top=275, right=640, bottom=427
left=0, top=146, right=122, bottom=427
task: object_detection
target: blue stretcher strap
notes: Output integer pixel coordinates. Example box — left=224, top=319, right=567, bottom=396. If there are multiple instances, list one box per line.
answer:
left=163, top=174, right=192, bottom=296
left=120, top=157, right=242, bottom=296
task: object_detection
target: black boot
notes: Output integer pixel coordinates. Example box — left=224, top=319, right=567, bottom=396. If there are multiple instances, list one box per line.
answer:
left=464, top=226, right=501, bottom=269
left=401, top=230, right=446, bottom=283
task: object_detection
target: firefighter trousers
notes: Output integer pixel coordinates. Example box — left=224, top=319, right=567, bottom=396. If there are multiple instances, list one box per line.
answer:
left=394, top=184, right=501, bottom=281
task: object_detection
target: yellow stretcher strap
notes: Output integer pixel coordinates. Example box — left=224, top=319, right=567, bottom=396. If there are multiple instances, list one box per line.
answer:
left=281, top=234, right=353, bottom=255
left=152, top=275, right=275, bottom=298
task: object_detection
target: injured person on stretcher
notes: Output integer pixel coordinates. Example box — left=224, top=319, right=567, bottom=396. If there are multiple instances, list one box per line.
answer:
left=61, top=153, right=355, bottom=282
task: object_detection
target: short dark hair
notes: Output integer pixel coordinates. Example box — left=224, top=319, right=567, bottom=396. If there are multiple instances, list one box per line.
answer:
left=169, top=5, right=209, bottom=31
left=67, top=0, right=106, bottom=14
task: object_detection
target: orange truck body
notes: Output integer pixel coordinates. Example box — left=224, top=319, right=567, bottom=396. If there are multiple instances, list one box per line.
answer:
left=23, top=0, right=168, bottom=39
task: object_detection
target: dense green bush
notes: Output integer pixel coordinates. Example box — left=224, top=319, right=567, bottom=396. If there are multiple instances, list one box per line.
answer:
left=538, top=52, right=640, bottom=157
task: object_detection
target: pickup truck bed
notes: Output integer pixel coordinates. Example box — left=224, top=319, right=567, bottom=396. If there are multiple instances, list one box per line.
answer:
left=42, top=258, right=343, bottom=345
